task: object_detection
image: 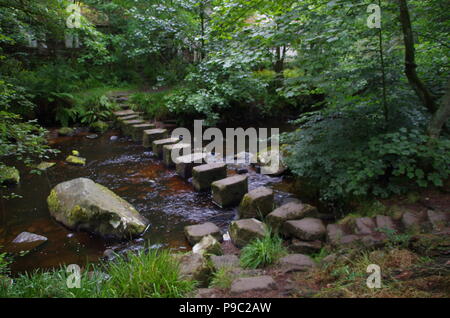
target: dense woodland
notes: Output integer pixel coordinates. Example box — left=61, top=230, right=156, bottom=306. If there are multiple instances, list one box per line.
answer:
left=0, top=0, right=449, bottom=298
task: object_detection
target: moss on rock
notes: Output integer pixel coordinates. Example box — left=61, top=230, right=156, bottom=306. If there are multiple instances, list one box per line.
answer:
left=0, top=166, right=20, bottom=185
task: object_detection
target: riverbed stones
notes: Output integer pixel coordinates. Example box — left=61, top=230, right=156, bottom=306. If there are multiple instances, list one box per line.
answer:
left=326, top=224, right=348, bottom=245
left=192, top=235, right=222, bottom=256
left=184, top=222, right=222, bottom=245
left=354, top=217, right=376, bottom=235
left=266, top=202, right=318, bottom=231
left=288, top=239, right=322, bottom=254
left=6, top=232, right=48, bottom=254
left=238, top=186, right=274, bottom=219
left=211, top=175, right=248, bottom=208
left=283, top=218, right=326, bottom=241
left=152, top=137, right=180, bottom=158
left=192, top=163, right=227, bottom=192
left=130, top=123, right=156, bottom=142
left=65, top=155, right=86, bottom=166
left=229, top=218, right=266, bottom=248
left=0, top=166, right=20, bottom=185
left=175, top=153, right=207, bottom=179
left=375, top=215, right=398, bottom=232
left=278, top=254, right=316, bottom=273
left=427, top=210, right=449, bottom=231
left=162, top=143, right=191, bottom=167
left=176, top=253, right=211, bottom=287
left=143, top=129, right=169, bottom=148
left=210, top=255, right=240, bottom=271
left=230, top=276, right=276, bottom=295
left=47, top=178, right=148, bottom=239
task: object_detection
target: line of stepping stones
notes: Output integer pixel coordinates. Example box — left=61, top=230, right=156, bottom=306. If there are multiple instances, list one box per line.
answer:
left=110, top=94, right=450, bottom=296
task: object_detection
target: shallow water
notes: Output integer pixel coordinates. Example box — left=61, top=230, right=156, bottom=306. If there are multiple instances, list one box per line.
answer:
left=0, top=129, right=295, bottom=273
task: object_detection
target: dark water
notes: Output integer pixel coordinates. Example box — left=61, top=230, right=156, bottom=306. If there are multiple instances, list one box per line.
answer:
left=0, top=129, right=295, bottom=273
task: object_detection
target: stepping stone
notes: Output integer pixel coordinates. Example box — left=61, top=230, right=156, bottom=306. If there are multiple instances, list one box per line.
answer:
left=122, top=119, right=145, bottom=136
left=6, top=232, right=48, bottom=254
left=113, top=109, right=134, bottom=117
left=175, top=153, right=207, bottom=179
left=175, top=253, right=211, bottom=287
left=278, top=254, right=316, bottom=272
left=143, top=129, right=169, bottom=148
left=238, top=186, right=274, bottom=219
left=116, top=114, right=140, bottom=129
left=375, top=215, right=398, bottom=233
left=230, top=276, right=276, bottom=295
left=184, top=222, right=222, bottom=245
left=326, top=224, right=349, bottom=245
left=192, top=163, right=227, bottom=192
left=266, top=202, right=318, bottom=231
left=427, top=210, right=449, bottom=231
left=192, top=235, right=222, bottom=256
left=130, top=123, right=156, bottom=142
left=229, top=218, right=266, bottom=248
left=283, top=218, right=326, bottom=241
left=162, top=143, right=191, bottom=167
left=152, top=138, right=180, bottom=158
left=212, top=175, right=248, bottom=208
left=210, top=255, right=240, bottom=271
left=354, top=217, right=376, bottom=235
left=289, top=239, right=322, bottom=254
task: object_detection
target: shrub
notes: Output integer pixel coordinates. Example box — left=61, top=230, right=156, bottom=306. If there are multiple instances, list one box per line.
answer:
left=130, top=90, right=172, bottom=120
left=240, top=233, right=287, bottom=269
left=210, top=267, right=235, bottom=289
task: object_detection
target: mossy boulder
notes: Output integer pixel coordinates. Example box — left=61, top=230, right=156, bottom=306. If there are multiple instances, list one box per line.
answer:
left=90, top=121, right=109, bottom=134
left=0, top=166, right=20, bottom=185
left=47, top=178, right=148, bottom=239
left=36, top=162, right=56, bottom=171
left=58, top=127, right=75, bottom=136
left=65, top=155, right=86, bottom=166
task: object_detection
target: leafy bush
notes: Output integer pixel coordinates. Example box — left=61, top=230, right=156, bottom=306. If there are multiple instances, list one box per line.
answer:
left=130, top=90, right=172, bottom=120
left=282, top=108, right=450, bottom=202
left=240, top=233, right=287, bottom=269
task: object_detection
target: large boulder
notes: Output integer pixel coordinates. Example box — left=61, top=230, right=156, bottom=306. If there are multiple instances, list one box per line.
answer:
left=47, top=178, right=148, bottom=239
left=266, top=202, right=317, bottom=231
left=238, top=186, right=274, bottom=219
left=283, top=218, right=326, bottom=241
left=229, top=218, right=266, bottom=248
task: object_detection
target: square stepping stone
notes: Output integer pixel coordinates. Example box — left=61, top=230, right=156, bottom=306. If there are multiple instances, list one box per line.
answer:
left=238, top=186, right=274, bottom=219
left=283, top=218, right=326, bottom=241
left=162, top=143, right=191, bottom=167
left=175, top=153, right=207, bottom=178
left=184, top=222, right=222, bottom=245
left=152, top=137, right=180, bottom=158
left=266, top=202, right=317, bottom=230
left=192, top=163, right=227, bottom=192
left=212, top=175, right=248, bottom=208
left=230, top=276, right=276, bottom=295
left=229, top=218, right=266, bottom=248
left=143, top=129, right=169, bottom=148
left=122, top=119, right=145, bottom=136
left=113, top=109, right=135, bottom=117
left=130, top=123, right=156, bottom=142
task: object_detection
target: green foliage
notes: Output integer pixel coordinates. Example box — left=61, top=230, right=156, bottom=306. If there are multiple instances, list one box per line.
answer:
left=130, top=90, right=172, bottom=120
left=99, top=249, right=196, bottom=298
left=239, top=232, right=287, bottom=269
left=210, top=266, right=235, bottom=289
left=377, top=228, right=411, bottom=250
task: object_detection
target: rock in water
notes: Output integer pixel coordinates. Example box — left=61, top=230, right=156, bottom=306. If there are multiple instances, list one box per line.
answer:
left=6, top=232, right=48, bottom=254
left=47, top=178, right=148, bottom=239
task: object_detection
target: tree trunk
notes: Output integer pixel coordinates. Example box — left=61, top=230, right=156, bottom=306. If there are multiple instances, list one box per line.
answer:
left=428, top=79, right=450, bottom=138
left=398, top=0, right=437, bottom=113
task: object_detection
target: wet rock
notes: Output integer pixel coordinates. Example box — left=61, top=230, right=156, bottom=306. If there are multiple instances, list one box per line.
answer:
left=192, top=235, right=223, bottom=256
left=289, top=239, right=322, bottom=254
left=0, top=166, right=20, bottom=185
left=210, top=255, right=240, bottom=271
left=6, top=232, right=48, bottom=254
left=283, top=218, right=326, bottom=241
left=103, top=249, right=115, bottom=260
left=326, top=224, right=348, bottom=245
left=230, top=276, right=276, bottom=295
left=402, top=211, right=427, bottom=230
left=65, top=155, right=86, bottom=166
left=131, top=123, right=155, bottom=142
left=143, top=128, right=169, bottom=148
left=47, top=178, right=148, bottom=239
left=90, top=121, right=109, bottom=134
left=354, top=217, right=376, bottom=235
left=279, top=254, right=316, bottom=272
left=192, top=163, right=227, bottom=192
left=162, top=142, right=190, bottom=167
left=212, top=175, right=248, bottom=208
left=229, top=218, right=266, bottom=248
left=184, top=222, right=222, bottom=245
left=58, top=127, right=74, bottom=136
left=122, top=119, right=145, bottom=136
left=427, top=210, right=449, bottom=231
left=117, top=115, right=140, bottom=129
left=110, top=136, right=119, bottom=141
left=238, top=186, right=274, bottom=219
left=152, top=137, right=179, bottom=158
left=176, top=253, right=211, bottom=287
left=175, top=153, right=207, bottom=179
left=375, top=215, right=398, bottom=232
left=266, top=202, right=318, bottom=231
left=85, top=134, right=99, bottom=140
left=236, top=168, right=248, bottom=174
left=36, top=162, right=56, bottom=171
